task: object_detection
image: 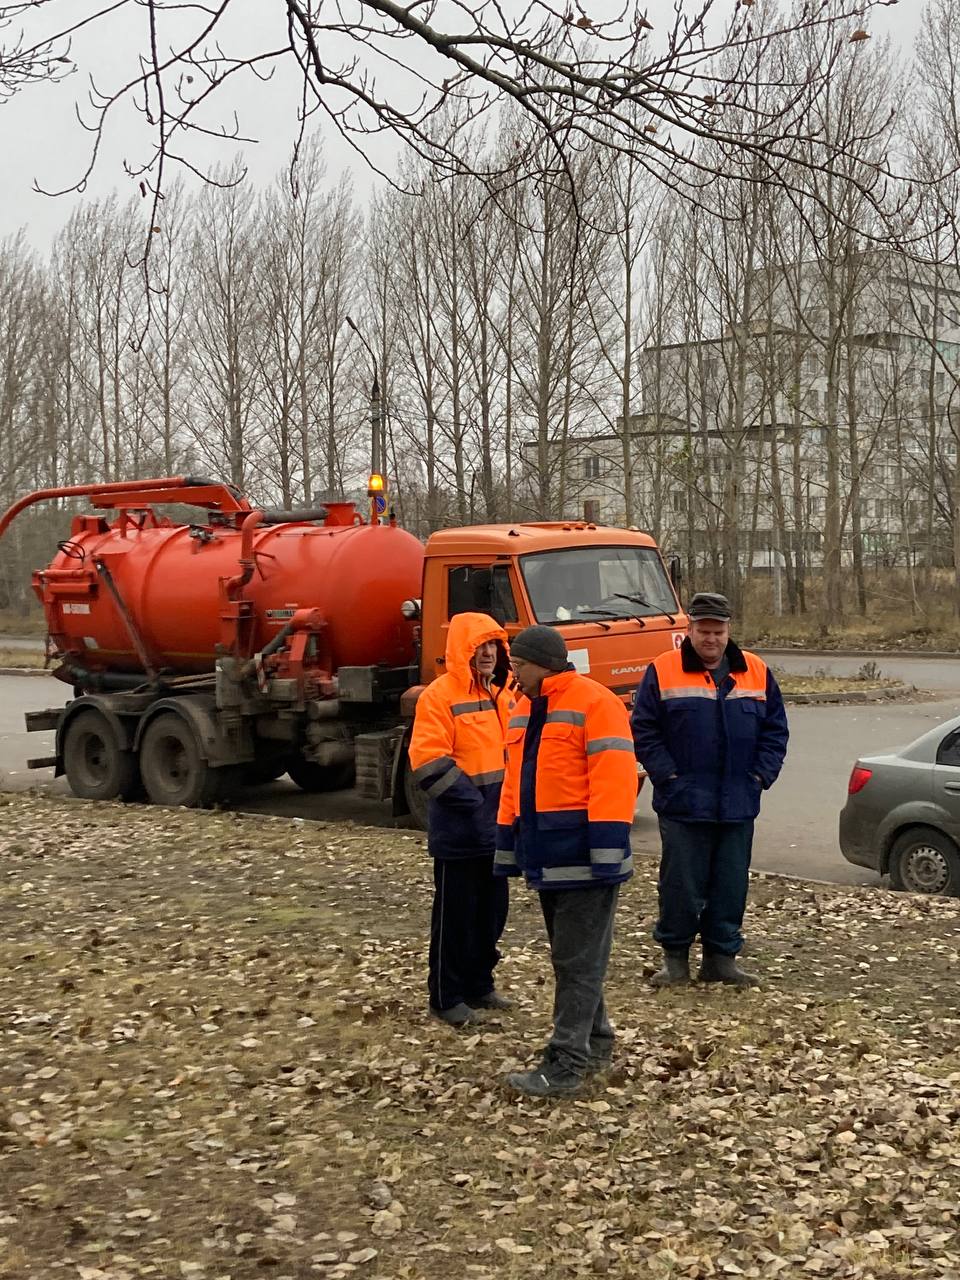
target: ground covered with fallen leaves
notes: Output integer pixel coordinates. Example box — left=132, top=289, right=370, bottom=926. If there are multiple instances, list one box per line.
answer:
left=2, top=795, right=960, bottom=1280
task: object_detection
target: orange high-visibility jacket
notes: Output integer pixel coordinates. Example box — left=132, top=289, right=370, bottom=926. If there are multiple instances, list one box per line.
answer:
left=409, top=612, right=514, bottom=858
left=495, top=668, right=637, bottom=889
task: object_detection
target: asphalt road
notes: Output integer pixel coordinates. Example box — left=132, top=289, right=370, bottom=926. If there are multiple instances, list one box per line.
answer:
left=4, top=658, right=960, bottom=888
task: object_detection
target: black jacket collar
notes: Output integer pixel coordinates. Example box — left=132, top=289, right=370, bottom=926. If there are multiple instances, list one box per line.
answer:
left=680, top=636, right=747, bottom=674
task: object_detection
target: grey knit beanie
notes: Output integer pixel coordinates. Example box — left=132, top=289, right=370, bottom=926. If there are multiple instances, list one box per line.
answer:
left=510, top=625, right=569, bottom=672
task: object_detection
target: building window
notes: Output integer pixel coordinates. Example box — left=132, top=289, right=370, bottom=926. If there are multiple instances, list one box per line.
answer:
left=671, top=490, right=685, bottom=514
left=583, top=499, right=601, bottom=523
left=920, top=303, right=931, bottom=326
left=583, top=455, right=602, bottom=480
left=936, top=371, right=946, bottom=394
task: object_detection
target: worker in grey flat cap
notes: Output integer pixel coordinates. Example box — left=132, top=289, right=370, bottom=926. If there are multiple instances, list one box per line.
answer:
left=631, top=593, right=789, bottom=988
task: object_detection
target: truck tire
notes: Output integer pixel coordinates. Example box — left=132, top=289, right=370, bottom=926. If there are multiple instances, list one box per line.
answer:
left=287, top=757, right=355, bottom=793
left=139, top=712, right=234, bottom=808
left=403, top=756, right=429, bottom=832
left=62, top=708, right=139, bottom=802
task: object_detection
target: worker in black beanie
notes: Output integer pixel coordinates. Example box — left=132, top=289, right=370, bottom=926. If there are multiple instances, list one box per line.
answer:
left=507, top=624, right=570, bottom=672
left=496, top=624, right=637, bottom=1097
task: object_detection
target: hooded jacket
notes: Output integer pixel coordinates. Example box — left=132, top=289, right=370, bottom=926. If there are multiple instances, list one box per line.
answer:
left=631, top=637, right=789, bottom=823
left=409, top=612, right=514, bottom=859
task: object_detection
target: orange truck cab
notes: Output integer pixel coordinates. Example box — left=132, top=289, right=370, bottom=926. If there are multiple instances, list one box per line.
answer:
left=395, top=520, right=687, bottom=821
left=418, top=521, right=686, bottom=700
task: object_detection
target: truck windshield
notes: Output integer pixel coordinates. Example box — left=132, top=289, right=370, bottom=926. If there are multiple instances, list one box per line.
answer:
left=521, top=546, right=677, bottom=625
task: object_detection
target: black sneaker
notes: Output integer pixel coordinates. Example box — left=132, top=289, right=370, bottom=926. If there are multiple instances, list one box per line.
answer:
left=466, top=990, right=513, bottom=1010
left=430, top=1001, right=487, bottom=1026
left=505, top=1059, right=583, bottom=1098
left=586, top=1053, right=613, bottom=1076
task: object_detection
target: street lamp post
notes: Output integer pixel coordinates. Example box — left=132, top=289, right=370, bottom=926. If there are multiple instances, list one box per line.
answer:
left=345, top=315, right=382, bottom=482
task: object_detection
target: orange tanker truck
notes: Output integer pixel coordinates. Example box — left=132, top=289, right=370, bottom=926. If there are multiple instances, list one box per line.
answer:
left=0, top=475, right=687, bottom=822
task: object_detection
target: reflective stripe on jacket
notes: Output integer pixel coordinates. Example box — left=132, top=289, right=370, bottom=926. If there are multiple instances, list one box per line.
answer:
left=409, top=612, right=514, bottom=859
left=495, top=668, right=637, bottom=890
left=631, top=637, right=789, bottom=823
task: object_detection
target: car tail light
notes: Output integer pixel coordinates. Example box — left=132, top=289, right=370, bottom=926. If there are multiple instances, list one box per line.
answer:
left=848, top=765, right=873, bottom=795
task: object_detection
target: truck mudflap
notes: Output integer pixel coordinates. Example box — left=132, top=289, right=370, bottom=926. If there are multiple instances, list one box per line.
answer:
left=355, top=729, right=403, bottom=802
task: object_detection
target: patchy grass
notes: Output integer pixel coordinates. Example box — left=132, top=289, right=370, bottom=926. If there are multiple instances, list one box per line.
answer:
left=0, top=609, right=46, bottom=637
left=776, top=674, right=902, bottom=695
left=0, top=646, right=45, bottom=669
left=1, top=792, right=960, bottom=1280
left=745, top=606, right=960, bottom=653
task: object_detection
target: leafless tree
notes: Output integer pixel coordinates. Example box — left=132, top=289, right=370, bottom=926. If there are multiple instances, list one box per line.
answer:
left=1, top=0, right=908, bottom=264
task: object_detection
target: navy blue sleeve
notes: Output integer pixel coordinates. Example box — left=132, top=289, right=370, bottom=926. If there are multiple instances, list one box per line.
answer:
left=754, top=668, right=789, bottom=787
left=630, top=664, right=679, bottom=786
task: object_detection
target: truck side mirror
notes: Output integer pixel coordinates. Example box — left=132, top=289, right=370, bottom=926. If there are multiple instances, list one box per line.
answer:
left=668, top=555, right=682, bottom=593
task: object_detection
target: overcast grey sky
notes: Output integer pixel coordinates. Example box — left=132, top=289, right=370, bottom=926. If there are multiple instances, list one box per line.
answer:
left=0, top=0, right=927, bottom=250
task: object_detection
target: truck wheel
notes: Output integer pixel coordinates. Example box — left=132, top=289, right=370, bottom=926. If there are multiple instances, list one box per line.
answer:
left=140, top=712, right=231, bottom=808
left=403, top=757, right=429, bottom=831
left=287, top=757, right=355, bottom=793
left=62, top=709, right=139, bottom=802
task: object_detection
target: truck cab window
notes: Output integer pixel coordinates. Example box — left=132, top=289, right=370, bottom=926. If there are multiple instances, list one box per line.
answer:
left=448, top=565, right=519, bottom=624
left=521, top=546, right=677, bottom=623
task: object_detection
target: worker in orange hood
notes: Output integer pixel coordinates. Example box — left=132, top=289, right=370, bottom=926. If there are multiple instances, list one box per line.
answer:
left=409, top=612, right=515, bottom=1027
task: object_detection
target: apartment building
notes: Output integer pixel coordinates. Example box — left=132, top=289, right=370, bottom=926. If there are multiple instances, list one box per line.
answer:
left=529, top=250, right=960, bottom=572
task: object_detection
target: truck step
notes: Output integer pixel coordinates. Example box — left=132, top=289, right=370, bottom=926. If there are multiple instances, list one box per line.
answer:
left=27, top=755, right=57, bottom=769
left=25, top=709, right=63, bottom=732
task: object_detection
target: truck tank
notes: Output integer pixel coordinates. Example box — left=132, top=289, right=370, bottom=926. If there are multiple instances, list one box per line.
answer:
left=35, top=505, right=424, bottom=678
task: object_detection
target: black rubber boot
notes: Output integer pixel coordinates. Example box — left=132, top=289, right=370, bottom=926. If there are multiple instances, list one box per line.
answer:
left=698, top=952, right=759, bottom=988
left=650, top=948, right=691, bottom=988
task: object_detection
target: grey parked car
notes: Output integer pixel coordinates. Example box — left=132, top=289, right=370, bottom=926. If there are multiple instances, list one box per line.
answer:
left=840, top=713, right=960, bottom=896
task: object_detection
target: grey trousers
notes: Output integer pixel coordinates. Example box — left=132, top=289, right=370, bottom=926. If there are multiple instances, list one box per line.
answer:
left=539, top=884, right=620, bottom=1075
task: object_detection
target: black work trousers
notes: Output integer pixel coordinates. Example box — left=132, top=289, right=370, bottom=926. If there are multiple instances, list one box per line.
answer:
left=654, top=817, right=754, bottom=956
left=539, top=884, right=620, bottom=1075
left=429, top=855, right=509, bottom=1011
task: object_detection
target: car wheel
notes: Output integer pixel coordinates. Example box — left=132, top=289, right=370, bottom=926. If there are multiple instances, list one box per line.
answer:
left=889, top=828, right=960, bottom=896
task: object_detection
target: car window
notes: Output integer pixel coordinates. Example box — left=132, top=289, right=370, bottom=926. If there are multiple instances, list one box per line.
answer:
left=937, top=729, right=960, bottom=767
